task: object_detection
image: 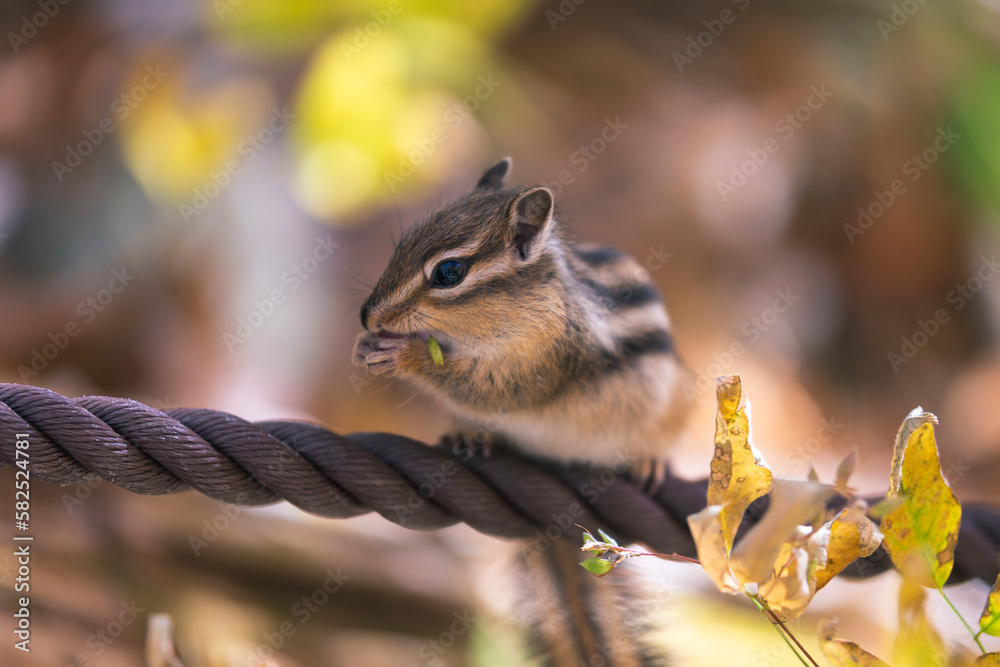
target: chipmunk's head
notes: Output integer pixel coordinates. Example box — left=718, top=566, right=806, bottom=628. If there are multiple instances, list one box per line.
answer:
left=360, top=158, right=566, bottom=356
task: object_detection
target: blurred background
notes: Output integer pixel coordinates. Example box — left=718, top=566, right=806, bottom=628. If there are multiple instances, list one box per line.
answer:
left=2, top=0, right=1000, bottom=664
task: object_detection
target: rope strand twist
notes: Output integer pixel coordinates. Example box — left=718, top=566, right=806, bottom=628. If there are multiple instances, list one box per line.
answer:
left=1, top=383, right=998, bottom=585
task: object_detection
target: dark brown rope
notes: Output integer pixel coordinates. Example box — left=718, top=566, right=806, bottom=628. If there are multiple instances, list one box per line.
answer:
left=0, top=382, right=997, bottom=585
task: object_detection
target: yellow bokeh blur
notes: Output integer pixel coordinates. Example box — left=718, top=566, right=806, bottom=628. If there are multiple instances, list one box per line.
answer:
left=117, top=0, right=532, bottom=222
left=291, top=15, right=506, bottom=220
left=209, top=0, right=531, bottom=54
left=119, top=62, right=278, bottom=204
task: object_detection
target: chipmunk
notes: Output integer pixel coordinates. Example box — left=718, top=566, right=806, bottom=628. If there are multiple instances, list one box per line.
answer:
left=353, top=157, right=688, bottom=468
left=353, top=158, right=687, bottom=666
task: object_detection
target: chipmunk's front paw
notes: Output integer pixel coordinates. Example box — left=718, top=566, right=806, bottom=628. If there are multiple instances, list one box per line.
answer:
left=353, top=332, right=414, bottom=377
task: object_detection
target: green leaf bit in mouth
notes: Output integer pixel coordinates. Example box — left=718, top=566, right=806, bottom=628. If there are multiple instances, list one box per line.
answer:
left=428, top=335, right=444, bottom=366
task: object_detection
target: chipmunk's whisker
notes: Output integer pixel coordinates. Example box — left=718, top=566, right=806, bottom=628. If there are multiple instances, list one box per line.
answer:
left=411, top=311, right=484, bottom=355
left=332, top=261, right=375, bottom=290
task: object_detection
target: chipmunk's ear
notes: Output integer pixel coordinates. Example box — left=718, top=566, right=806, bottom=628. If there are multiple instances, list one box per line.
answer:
left=511, top=186, right=554, bottom=260
left=475, top=157, right=512, bottom=190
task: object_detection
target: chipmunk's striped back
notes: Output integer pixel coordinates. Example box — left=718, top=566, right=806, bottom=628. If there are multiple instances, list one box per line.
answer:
left=568, top=243, right=675, bottom=379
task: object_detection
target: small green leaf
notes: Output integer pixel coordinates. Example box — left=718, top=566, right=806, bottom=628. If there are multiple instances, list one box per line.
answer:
left=597, top=529, right=619, bottom=547
left=980, top=574, right=1000, bottom=637
left=428, top=335, right=444, bottom=365
left=580, top=528, right=607, bottom=556
left=580, top=558, right=615, bottom=577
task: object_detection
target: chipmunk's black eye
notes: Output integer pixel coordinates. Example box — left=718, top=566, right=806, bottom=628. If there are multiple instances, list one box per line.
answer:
left=431, top=259, right=466, bottom=288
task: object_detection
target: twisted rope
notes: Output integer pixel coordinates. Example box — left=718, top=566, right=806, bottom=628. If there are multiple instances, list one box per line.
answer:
left=1, top=382, right=997, bottom=585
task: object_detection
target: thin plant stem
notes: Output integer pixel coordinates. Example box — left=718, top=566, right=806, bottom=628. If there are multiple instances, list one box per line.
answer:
left=579, top=541, right=701, bottom=565
left=746, top=591, right=820, bottom=667
left=624, top=548, right=701, bottom=565
left=938, top=586, right=986, bottom=654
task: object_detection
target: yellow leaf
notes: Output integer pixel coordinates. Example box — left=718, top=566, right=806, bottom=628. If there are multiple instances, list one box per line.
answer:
left=973, top=655, right=1000, bottom=666
left=820, top=619, right=892, bottom=667
left=730, top=480, right=834, bottom=586
left=756, top=529, right=827, bottom=621
left=708, top=375, right=773, bottom=552
left=980, top=573, right=1000, bottom=637
left=869, top=495, right=905, bottom=519
left=687, top=505, right=741, bottom=594
left=894, top=578, right=947, bottom=667
left=814, top=505, right=884, bottom=591
left=889, top=409, right=935, bottom=488
left=881, top=409, right=961, bottom=588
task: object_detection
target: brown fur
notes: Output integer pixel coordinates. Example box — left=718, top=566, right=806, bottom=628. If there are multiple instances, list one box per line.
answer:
left=354, top=158, right=688, bottom=465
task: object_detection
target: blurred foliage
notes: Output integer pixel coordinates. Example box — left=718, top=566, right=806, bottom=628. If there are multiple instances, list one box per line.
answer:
left=950, top=61, right=1000, bottom=217
left=210, top=0, right=529, bottom=54
left=119, top=0, right=534, bottom=221
left=292, top=16, right=494, bottom=219
left=121, top=65, right=277, bottom=202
